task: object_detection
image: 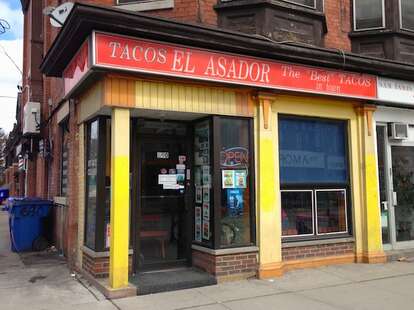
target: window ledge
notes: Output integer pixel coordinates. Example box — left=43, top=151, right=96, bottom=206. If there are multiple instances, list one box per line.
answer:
left=82, top=246, right=134, bottom=258
left=192, top=244, right=258, bottom=256
left=282, top=237, right=355, bottom=248
left=115, top=0, right=174, bottom=12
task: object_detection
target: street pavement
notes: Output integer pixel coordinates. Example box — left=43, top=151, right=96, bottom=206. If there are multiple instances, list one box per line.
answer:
left=1, top=211, right=414, bottom=310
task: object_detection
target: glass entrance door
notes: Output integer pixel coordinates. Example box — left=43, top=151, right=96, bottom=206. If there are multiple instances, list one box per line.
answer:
left=136, top=121, right=190, bottom=270
left=391, top=146, right=414, bottom=242
left=376, top=125, right=391, bottom=244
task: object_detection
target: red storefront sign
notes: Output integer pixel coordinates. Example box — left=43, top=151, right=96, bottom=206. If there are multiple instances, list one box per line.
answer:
left=93, top=32, right=377, bottom=99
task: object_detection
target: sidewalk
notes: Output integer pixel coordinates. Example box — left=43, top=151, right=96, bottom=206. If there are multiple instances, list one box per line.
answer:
left=0, top=210, right=114, bottom=310
left=1, top=210, right=414, bottom=310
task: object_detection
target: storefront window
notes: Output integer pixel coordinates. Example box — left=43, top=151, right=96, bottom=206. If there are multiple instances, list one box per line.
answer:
left=194, top=120, right=213, bottom=247
left=60, top=120, right=69, bottom=197
left=219, top=118, right=252, bottom=247
left=281, top=191, right=313, bottom=236
left=84, top=117, right=111, bottom=251
left=85, top=120, right=99, bottom=249
left=400, top=0, right=414, bottom=31
left=193, top=117, right=255, bottom=249
left=104, top=119, right=111, bottom=249
left=279, top=116, right=350, bottom=240
left=316, top=190, right=347, bottom=234
left=354, top=0, right=384, bottom=30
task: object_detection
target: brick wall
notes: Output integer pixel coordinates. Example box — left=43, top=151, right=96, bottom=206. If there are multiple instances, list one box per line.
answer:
left=144, top=0, right=217, bottom=26
left=4, top=164, right=20, bottom=197
left=192, top=250, right=258, bottom=281
left=82, top=250, right=133, bottom=278
left=323, top=0, right=352, bottom=51
left=282, top=241, right=355, bottom=261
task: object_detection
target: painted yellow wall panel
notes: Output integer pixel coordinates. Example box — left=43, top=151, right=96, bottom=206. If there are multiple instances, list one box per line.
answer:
left=348, top=118, right=364, bottom=257
left=171, top=85, right=179, bottom=111
left=142, top=82, right=151, bottom=109
left=78, top=80, right=103, bottom=123
left=130, top=79, right=253, bottom=117
left=109, top=108, right=130, bottom=289
left=257, top=99, right=282, bottom=279
left=354, top=106, right=385, bottom=262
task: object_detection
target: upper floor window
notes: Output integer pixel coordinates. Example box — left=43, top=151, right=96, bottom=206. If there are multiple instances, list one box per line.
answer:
left=354, top=0, right=385, bottom=31
left=284, top=0, right=316, bottom=9
left=117, top=0, right=140, bottom=3
left=400, top=0, right=414, bottom=31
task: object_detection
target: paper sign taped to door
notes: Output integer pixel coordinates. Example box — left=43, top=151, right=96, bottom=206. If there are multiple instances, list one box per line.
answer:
left=158, top=174, right=177, bottom=185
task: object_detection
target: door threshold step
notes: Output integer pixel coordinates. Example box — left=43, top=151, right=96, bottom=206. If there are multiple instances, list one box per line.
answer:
left=130, top=267, right=217, bottom=295
left=386, top=248, right=414, bottom=262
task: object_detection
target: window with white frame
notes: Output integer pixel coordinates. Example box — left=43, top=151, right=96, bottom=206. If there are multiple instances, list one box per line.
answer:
left=354, top=0, right=385, bottom=30
left=117, top=0, right=141, bottom=3
left=279, top=116, right=350, bottom=239
left=116, top=0, right=174, bottom=12
left=400, top=0, right=414, bottom=31
left=283, top=0, right=316, bottom=9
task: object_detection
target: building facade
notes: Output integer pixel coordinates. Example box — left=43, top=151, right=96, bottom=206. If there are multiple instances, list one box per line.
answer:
left=4, top=0, right=414, bottom=296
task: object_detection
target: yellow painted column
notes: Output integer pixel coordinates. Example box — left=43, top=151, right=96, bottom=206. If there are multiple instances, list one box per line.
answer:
left=109, top=108, right=130, bottom=289
left=355, top=105, right=386, bottom=263
left=257, top=94, right=283, bottom=278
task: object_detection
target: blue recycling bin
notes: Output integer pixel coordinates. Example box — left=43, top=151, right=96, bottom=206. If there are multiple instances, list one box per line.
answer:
left=0, top=188, right=9, bottom=206
left=7, top=198, right=53, bottom=252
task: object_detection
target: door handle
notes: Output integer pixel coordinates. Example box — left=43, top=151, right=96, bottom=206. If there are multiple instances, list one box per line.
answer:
left=381, top=201, right=388, bottom=211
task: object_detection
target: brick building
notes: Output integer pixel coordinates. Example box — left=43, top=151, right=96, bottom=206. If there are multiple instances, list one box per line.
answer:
left=4, top=0, right=414, bottom=297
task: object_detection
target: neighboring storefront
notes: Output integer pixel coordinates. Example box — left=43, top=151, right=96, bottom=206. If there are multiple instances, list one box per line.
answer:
left=375, top=77, right=414, bottom=251
left=40, top=3, right=398, bottom=296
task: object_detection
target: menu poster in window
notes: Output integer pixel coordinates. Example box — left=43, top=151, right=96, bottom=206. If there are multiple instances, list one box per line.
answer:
left=202, top=221, right=210, bottom=240
left=202, top=203, right=210, bottom=220
left=202, top=165, right=211, bottom=185
left=195, top=167, right=201, bottom=186
left=195, top=186, right=202, bottom=203
left=195, top=223, right=202, bottom=242
left=234, top=170, right=247, bottom=188
left=226, top=188, right=244, bottom=217
left=202, top=186, right=210, bottom=203
left=195, top=151, right=204, bottom=166
left=222, top=170, right=235, bottom=188
left=195, top=206, right=202, bottom=241
left=105, top=223, right=110, bottom=249
left=195, top=123, right=209, bottom=147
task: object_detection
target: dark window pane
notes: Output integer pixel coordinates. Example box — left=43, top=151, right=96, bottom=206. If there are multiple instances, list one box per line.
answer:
left=316, top=190, right=347, bottom=234
left=104, top=119, right=111, bottom=249
left=284, top=0, right=315, bottom=8
left=194, top=120, right=213, bottom=247
left=279, top=117, right=348, bottom=184
left=220, top=119, right=252, bottom=247
left=85, top=120, right=99, bottom=249
left=117, top=0, right=140, bottom=4
left=391, top=146, right=414, bottom=242
left=376, top=126, right=390, bottom=244
left=354, top=0, right=384, bottom=30
left=401, top=0, right=414, bottom=31
left=60, top=122, right=69, bottom=197
left=282, top=191, right=313, bottom=236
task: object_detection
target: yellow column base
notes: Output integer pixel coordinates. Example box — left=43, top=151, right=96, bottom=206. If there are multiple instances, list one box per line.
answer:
left=356, top=252, right=387, bottom=264
left=258, top=262, right=284, bottom=279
